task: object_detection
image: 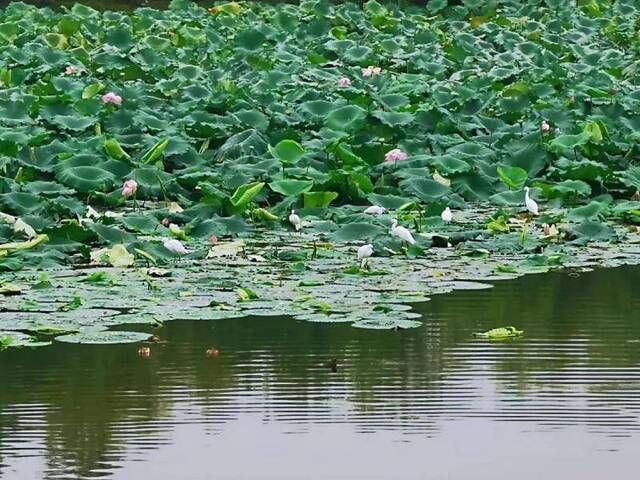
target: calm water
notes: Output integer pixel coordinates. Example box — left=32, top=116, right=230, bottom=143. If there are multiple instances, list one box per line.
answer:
left=1, top=267, right=640, bottom=479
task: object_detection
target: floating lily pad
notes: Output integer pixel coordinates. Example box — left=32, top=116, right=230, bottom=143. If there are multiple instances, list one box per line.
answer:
left=352, top=319, right=423, bottom=330
left=54, top=331, right=152, bottom=345
left=474, top=326, right=524, bottom=339
left=0, top=331, right=51, bottom=349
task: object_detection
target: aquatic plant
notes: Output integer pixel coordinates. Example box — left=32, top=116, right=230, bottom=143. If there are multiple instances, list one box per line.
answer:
left=1, top=0, right=640, bottom=342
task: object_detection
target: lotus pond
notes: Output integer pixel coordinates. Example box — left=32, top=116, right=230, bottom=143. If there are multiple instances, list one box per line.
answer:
left=1, top=0, right=640, bottom=476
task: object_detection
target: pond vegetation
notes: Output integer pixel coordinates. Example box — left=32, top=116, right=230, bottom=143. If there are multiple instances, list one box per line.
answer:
left=2, top=0, right=640, bottom=345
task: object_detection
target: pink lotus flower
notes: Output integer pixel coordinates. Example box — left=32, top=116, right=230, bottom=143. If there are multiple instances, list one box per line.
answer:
left=362, top=66, right=382, bottom=78
left=162, top=217, right=170, bottom=227
left=121, top=179, right=138, bottom=197
left=102, top=92, right=122, bottom=105
left=541, top=120, right=550, bottom=132
left=210, top=235, right=218, bottom=245
left=384, top=148, right=408, bottom=163
left=337, top=77, right=351, bottom=88
left=65, top=66, right=78, bottom=75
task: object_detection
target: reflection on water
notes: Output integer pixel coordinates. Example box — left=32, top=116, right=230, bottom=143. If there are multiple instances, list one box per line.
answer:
left=1, top=267, right=640, bottom=479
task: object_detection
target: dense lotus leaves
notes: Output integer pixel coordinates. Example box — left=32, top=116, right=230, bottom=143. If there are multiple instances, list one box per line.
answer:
left=2, top=0, right=640, bottom=343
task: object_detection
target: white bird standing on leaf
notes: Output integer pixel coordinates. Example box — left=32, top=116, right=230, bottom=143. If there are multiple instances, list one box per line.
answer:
left=364, top=205, right=387, bottom=215
left=390, top=218, right=416, bottom=245
left=441, top=207, right=453, bottom=223
left=289, top=210, right=302, bottom=231
left=524, top=187, right=539, bottom=215
left=357, top=244, right=373, bottom=269
left=163, top=237, right=189, bottom=255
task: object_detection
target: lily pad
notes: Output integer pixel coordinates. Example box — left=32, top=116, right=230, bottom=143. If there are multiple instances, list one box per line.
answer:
left=54, top=330, right=152, bottom=345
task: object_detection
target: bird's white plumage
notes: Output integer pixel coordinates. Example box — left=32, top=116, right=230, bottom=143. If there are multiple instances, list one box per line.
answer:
left=357, top=244, right=374, bottom=261
left=163, top=238, right=189, bottom=255
left=524, top=187, right=539, bottom=215
left=289, top=210, right=302, bottom=231
left=364, top=205, right=387, bottom=215
left=441, top=207, right=453, bottom=223
left=357, top=244, right=373, bottom=268
left=390, top=218, right=416, bottom=245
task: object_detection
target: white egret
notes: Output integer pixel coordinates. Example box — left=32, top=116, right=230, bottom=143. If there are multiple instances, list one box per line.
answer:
left=163, top=237, right=189, bottom=255
left=390, top=218, right=416, bottom=245
left=524, top=187, right=539, bottom=215
left=364, top=205, right=387, bottom=215
left=289, top=210, right=302, bottom=231
left=357, top=244, right=374, bottom=268
left=441, top=207, right=453, bottom=223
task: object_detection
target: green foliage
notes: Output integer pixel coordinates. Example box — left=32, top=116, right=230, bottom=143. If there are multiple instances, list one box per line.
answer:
left=268, top=140, right=305, bottom=165
left=474, top=326, right=524, bottom=339
left=0, top=0, right=637, bottom=273
left=497, top=166, right=528, bottom=191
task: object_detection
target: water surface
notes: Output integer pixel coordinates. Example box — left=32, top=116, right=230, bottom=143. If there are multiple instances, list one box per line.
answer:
left=1, top=267, right=640, bottom=479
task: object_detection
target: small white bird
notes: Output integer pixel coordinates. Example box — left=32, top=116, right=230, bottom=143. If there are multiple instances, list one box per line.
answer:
left=524, top=187, right=539, bottom=215
left=390, top=218, right=416, bottom=245
left=364, top=205, right=387, bottom=215
left=441, top=207, right=453, bottom=223
left=163, top=237, right=189, bottom=255
left=357, top=244, right=374, bottom=268
left=289, top=210, right=302, bottom=231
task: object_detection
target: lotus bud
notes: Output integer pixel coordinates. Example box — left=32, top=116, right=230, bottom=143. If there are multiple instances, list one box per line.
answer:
left=102, top=92, right=122, bottom=105
left=362, top=66, right=382, bottom=77
left=384, top=148, right=408, bottom=163
left=541, top=120, right=551, bottom=132
left=121, top=179, right=138, bottom=197
left=337, top=77, right=351, bottom=87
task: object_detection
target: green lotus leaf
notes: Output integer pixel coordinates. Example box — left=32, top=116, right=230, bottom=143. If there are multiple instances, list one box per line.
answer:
left=549, top=131, right=592, bottom=152
left=331, top=223, right=385, bottom=242
left=269, top=179, right=314, bottom=197
left=568, top=221, right=616, bottom=242
left=216, top=129, right=269, bottom=161
left=54, top=330, right=151, bottom=345
left=325, top=105, right=367, bottom=131
left=474, top=326, right=523, bottom=339
left=401, top=178, right=450, bottom=202
left=236, top=29, right=266, bottom=51
left=24, top=181, right=75, bottom=196
left=303, top=191, right=338, bottom=208
left=0, top=192, right=44, bottom=215
left=0, top=331, right=51, bottom=349
left=82, top=83, right=104, bottom=99
left=352, top=318, right=422, bottom=330
left=299, top=100, right=334, bottom=118
left=497, top=166, right=528, bottom=190
left=230, top=182, right=265, bottom=211
left=56, top=166, right=116, bottom=193
left=620, top=166, right=640, bottom=190
left=568, top=201, right=607, bottom=221
left=373, top=111, right=415, bottom=127
left=268, top=139, right=305, bottom=164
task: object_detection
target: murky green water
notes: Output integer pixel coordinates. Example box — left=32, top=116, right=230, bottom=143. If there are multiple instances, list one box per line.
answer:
left=1, top=267, right=640, bottom=479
